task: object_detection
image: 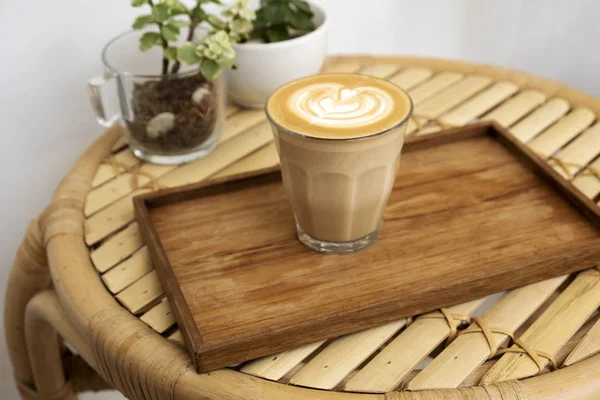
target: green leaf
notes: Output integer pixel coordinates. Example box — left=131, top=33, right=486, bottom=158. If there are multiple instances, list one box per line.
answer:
left=168, top=2, right=188, bottom=15
left=199, top=0, right=222, bottom=4
left=266, top=25, right=289, bottom=42
left=250, top=27, right=266, bottom=41
left=285, top=7, right=315, bottom=30
left=206, top=15, right=227, bottom=29
left=252, top=9, right=268, bottom=28
left=132, top=14, right=153, bottom=30
left=290, top=0, right=312, bottom=14
left=168, top=18, right=190, bottom=28
left=195, top=45, right=205, bottom=58
left=263, top=4, right=286, bottom=25
left=164, top=46, right=178, bottom=60
left=131, top=0, right=147, bottom=7
left=201, top=59, right=221, bottom=80
left=161, top=24, right=180, bottom=41
left=229, top=18, right=253, bottom=34
left=177, top=42, right=202, bottom=64
left=139, top=32, right=162, bottom=51
left=152, top=3, right=170, bottom=22
left=194, top=7, right=207, bottom=22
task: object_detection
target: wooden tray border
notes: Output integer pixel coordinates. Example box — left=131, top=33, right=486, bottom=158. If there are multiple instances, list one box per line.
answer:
left=134, top=122, right=600, bottom=372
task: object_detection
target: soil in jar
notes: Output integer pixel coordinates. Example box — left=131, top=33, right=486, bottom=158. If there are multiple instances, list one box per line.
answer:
left=126, top=72, right=218, bottom=153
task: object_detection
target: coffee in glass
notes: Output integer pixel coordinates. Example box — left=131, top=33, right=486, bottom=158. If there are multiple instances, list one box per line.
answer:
left=266, top=73, right=413, bottom=253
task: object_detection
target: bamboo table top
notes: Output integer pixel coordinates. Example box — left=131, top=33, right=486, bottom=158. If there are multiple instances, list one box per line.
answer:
left=83, top=56, right=600, bottom=396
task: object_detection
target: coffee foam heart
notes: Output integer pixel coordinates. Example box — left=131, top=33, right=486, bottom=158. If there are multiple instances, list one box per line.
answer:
left=267, top=73, right=412, bottom=139
left=289, top=83, right=394, bottom=129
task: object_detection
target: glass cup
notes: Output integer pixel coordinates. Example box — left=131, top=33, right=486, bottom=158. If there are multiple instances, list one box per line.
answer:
left=266, top=75, right=413, bottom=254
left=88, top=29, right=225, bottom=165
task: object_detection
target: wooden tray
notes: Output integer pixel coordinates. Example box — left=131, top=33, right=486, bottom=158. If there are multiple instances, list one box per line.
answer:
left=134, top=122, right=600, bottom=373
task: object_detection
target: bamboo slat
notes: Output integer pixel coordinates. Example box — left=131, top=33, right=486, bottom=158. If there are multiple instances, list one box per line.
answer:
left=91, top=149, right=140, bottom=188
left=404, top=361, right=496, bottom=390
left=437, top=82, right=519, bottom=127
left=241, top=340, right=326, bottom=381
left=84, top=122, right=273, bottom=245
left=406, top=276, right=567, bottom=390
left=101, top=247, right=152, bottom=294
left=111, top=134, right=127, bottom=152
left=217, top=109, right=268, bottom=143
left=85, top=188, right=151, bottom=246
left=85, top=163, right=173, bottom=216
left=213, top=142, right=279, bottom=179
left=481, top=90, right=547, bottom=128
left=115, top=269, right=164, bottom=314
left=417, top=81, right=519, bottom=135
left=388, top=68, right=433, bottom=90
left=90, top=222, right=143, bottom=273
left=481, top=270, right=600, bottom=384
left=321, top=61, right=362, bottom=74
left=360, top=64, right=402, bottom=79
left=407, top=76, right=492, bottom=134
left=225, top=104, right=239, bottom=117
left=414, top=76, right=492, bottom=119
left=572, top=157, right=600, bottom=199
left=510, top=98, right=570, bottom=143
left=139, top=298, right=176, bottom=334
left=168, top=329, right=183, bottom=345
left=555, top=315, right=600, bottom=367
left=406, top=72, right=464, bottom=106
left=548, top=123, right=600, bottom=179
left=528, top=108, right=596, bottom=156
left=413, top=125, right=444, bottom=136
left=564, top=317, right=600, bottom=366
left=344, top=298, right=487, bottom=394
left=289, top=320, right=407, bottom=390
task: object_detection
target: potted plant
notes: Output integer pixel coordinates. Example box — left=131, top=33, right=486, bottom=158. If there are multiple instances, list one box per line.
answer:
left=225, top=0, right=328, bottom=108
left=88, top=0, right=255, bottom=164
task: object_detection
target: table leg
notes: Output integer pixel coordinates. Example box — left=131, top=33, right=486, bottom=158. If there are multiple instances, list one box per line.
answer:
left=4, top=218, right=51, bottom=398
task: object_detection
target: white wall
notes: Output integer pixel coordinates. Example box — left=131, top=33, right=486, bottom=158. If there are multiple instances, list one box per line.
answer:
left=1, top=1, right=598, bottom=398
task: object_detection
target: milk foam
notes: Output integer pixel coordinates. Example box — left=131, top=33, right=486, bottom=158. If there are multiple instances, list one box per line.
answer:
left=267, top=73, right=412, bottom=139
left=288, top=83, right=395, bottom=129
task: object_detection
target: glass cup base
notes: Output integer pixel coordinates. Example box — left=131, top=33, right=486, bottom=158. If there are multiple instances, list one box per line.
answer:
left=131, top=139, right=218, bottom=165
left=296, top=224, right=380, bottom=254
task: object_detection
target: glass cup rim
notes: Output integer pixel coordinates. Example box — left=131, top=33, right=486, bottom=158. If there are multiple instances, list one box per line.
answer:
left=264, top=72, right=414, bottom=142
left=101, top=29, right=200, bottom=79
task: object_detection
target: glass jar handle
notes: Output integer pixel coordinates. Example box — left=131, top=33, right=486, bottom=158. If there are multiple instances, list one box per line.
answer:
left=87, top=74, right=119, bottom=127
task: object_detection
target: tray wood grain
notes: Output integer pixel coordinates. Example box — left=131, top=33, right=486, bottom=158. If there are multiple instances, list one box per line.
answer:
left=134, top=122, right=600, bottom=373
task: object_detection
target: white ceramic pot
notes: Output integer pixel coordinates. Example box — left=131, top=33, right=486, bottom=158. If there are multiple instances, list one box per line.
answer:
left=225, top=2, right=328, bottom=108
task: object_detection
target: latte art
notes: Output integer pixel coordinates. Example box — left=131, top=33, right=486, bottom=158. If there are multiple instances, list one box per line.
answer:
left=289, top=84, right=395, bottom=129
left=267, top=73, right=412, bottom=139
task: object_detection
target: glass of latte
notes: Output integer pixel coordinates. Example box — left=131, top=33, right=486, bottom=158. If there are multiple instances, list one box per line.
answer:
left=266, top=73, right=413, bottom=254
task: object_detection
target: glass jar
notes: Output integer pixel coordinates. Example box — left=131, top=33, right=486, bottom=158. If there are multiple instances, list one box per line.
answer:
left=88, top=29, right=225, bottom=164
